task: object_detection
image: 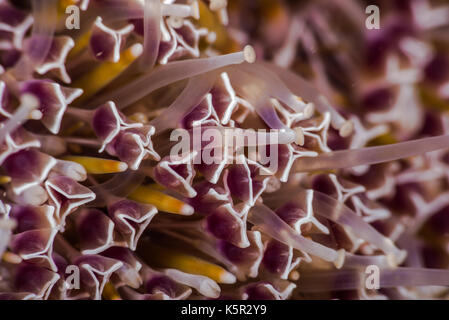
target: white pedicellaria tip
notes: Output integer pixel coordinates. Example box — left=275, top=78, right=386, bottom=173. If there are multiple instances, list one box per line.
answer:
left=21, top=93, right=40, bottom=110
left=29, top=109, right=43, bottom=120
left=339, top=120, right=354, bottom=138
left=289, top=270, right=300, bottom=281
left=220, top=271, right=237, bottom=284
left=118, top=162, right=128, bottom=172
left=386, top=254, right=396, bottom=268
left=131, top=43, right=144, bottom=57
left=206, top=31, right=217, bottom=43
left=199, top=280, right=221, bottom=298
left=333, top=249, right=346, bottom=269
left=209, top=0, right=227, bottom=11
left=191, top=0, right=200, bottom=19
left=387, top=250, right=407, bottom=267
left=243, top=45, right=256, bottom=64
left=22, top=94, right=41, bottom=119
left=168, top=16, right=184, bottom=28
left=304, top=103, right=315, bottom=118
left=181, top=204, right=195, bottom=216
left=294, top=127, right=305, bottom=146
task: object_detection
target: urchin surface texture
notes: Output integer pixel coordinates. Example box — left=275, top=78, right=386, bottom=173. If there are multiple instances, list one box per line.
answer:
left=1, top=0, right=449, bottom=300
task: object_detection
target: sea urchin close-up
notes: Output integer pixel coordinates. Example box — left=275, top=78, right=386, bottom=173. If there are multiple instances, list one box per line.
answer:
left=1, top=0, right=449, bottom=303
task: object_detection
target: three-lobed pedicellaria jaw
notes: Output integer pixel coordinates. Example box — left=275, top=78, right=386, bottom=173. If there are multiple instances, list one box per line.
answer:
left=1, top=0, right=449, bottom=300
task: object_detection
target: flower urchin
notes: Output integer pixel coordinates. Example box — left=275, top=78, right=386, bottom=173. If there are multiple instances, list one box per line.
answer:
left=1, top=0, right=449, bottom=300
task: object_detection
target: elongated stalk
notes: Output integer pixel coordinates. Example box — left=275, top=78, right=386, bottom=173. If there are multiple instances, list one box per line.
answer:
left=149, top=72, right=218, bottom=132
left=227, top=68, right=289, bottom=130
left=237, top=63, right=314, bottom=114
left=88, top=46, right=256, bottom=109
left=298, top=267, right=449, bottom=292
left=139, top=0, right=161, bottom=72
left=294, top=134, right=449, bottom=172
left=88, top=171, right=146, bottom=207
left=265, top=189, right=406, bottom=266
left=99, top=1, right=199, bottom=21
left=263, top=188, right=406, bottom=266
left=311, top=190, right=406, bottom=266
left=0, top=94, right=40, bottom=145
left=248, top=204, right=345, bottom=267
left=29, top=0, right=57, bottom=66
left=261, top=62, right=353, bottom=137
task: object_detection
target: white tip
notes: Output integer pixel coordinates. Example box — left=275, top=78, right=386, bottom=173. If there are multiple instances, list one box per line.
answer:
left=386, top=254, right=397, bottom=267
left=209, top=0, right=227, bottom=11
left=168, top=16, right=184, bottom=29
left=199, top=280, right=221, bottom=298
left=118, top=162, right=128, bottom=172
left=339, top=120, right=354, bottom=138
left=294, top=127, right=305, bottom=146
left=206, top=31, right=217, bottom=44
left=289, top=270, right=300, bottom=281
left=130, top=43, right=144, bottom=57
left=387, top=250, right=407, bottom=267
left=243, top=45, right=256, bottom=64
left=180, top=204, right=195, bottom=216
left=219, top=271, right=236, bottom=284
left=29, top=109, right=43, bottom=120
left=190, top=1, right=200, bottom=19
left=333, top=249, right=345, bottom=269
left=21, top=93, right=40, bottom=110
left=304, top=103, right=315, bottom=118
